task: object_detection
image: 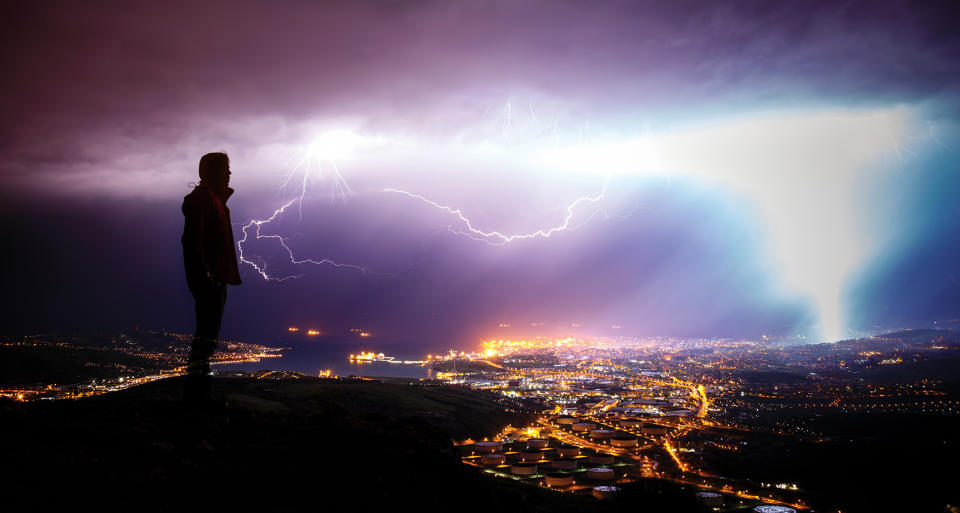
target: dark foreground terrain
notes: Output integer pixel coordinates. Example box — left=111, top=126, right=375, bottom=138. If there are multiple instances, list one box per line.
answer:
left=1, top=375, right=700, bottom=513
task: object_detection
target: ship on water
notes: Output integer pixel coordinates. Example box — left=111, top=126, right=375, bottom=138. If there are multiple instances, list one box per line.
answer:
left=348, top=351, right=426, bottom=365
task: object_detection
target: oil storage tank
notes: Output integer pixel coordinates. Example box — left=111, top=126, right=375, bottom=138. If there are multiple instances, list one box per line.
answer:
left=592, top=486, right=620, bottom=499
left=695, top=491, right=723, bottom=507
left=473, top=441, right=503, bottom=453
left=753, top=507, right=795, bottom=513
left=527, top=438, right=549, bottom=449
left=544, top=472, right=574, bottom=487
left=511, top=462, right=538, bottom=475
left=480, top=454, right=505, bottom=466
left=588, top=453, right=615, bottom=465
left=586, top=467, right=615, bottom=481
left=589, top=429, right=615, bottom=440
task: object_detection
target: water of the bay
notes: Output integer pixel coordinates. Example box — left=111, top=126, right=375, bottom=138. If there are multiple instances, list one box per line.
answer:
left=215, top=336, right=445, bottom=379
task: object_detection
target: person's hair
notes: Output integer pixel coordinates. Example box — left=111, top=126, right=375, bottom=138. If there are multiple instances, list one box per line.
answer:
left=199, top=152, right=229, bottom=181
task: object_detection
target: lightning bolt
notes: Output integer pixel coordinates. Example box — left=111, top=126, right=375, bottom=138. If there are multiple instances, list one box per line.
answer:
left=237, top=199, right=368, bottom=281
left=237, top=131, right=368, bottom=281
left=384, top=179, right=610, bottom=245
left=237, top=104, right=643, bottom=279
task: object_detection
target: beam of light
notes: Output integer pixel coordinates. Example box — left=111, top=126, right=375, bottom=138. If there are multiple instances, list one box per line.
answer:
left=238, top=130, right=369, bottom=281
left=383, top=179, right=609, bottom=245
left=535, top=106, right=921, bottom=342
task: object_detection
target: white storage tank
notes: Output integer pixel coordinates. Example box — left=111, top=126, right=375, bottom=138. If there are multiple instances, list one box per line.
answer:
left=572, top=422, right=597, bottom=432
left=556, top=416, right=577, bottom=425
left=695, top=491, right=723, bottom=507
left=592, top=485, right=620, bottom=499
left=610, top=436, right=638, bottom=448
left=557, top=446, right=580, bottom=457
left=753, top=507, right=795, bottom=513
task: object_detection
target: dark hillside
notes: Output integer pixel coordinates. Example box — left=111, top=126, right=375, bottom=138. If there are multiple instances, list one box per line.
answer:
left=1, top=376, right=689, bottom=512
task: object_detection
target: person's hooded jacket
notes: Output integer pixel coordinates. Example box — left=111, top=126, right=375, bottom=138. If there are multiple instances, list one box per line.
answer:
left=181, top=184, right=242, bottom=292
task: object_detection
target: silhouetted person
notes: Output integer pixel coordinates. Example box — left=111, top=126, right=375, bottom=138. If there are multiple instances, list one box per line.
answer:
left=182, top=152, right=241, bottom=409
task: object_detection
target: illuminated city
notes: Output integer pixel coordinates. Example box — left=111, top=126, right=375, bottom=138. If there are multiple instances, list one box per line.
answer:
left=0, top=331, right=283, bottom=401
left=419, top=331, right=960, bottom=510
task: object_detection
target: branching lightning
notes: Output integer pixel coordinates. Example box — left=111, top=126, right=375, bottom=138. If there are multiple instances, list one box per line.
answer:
left=238, top=101, right=640, bottom=280
left=237, top=131, right=368, bottom=281
left=280, top=132, right=357, bottom=219
left=237, top=198, right=367, bottom=281
left=384, top=179, right=611, bottom=245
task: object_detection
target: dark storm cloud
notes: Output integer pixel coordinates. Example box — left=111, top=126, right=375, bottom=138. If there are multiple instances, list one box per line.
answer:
left=2, top=0, right=958, bottom=190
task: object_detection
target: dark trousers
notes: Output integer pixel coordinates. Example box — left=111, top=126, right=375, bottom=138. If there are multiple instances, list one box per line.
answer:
left=184, top=280, right=227, bottom=405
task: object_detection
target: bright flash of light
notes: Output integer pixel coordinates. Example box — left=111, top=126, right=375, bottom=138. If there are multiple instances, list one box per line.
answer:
left=281, top=129, right=363, bottom=214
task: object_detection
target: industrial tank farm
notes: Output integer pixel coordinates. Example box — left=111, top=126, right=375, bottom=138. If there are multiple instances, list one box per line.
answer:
left=455, top=409, right=809, bottom=509
left=458, top=424, right=638, bottom=495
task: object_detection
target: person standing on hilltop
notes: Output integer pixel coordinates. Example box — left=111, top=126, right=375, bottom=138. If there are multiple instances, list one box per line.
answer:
left=181, top=152, right=242, bottom=408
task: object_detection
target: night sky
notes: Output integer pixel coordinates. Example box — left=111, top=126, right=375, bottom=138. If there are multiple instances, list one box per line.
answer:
left=1, top=1, right=958, bottom=347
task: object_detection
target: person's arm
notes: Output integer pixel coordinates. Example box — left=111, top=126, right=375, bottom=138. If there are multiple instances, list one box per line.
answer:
left=182, top=194, right=209, bottom=293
